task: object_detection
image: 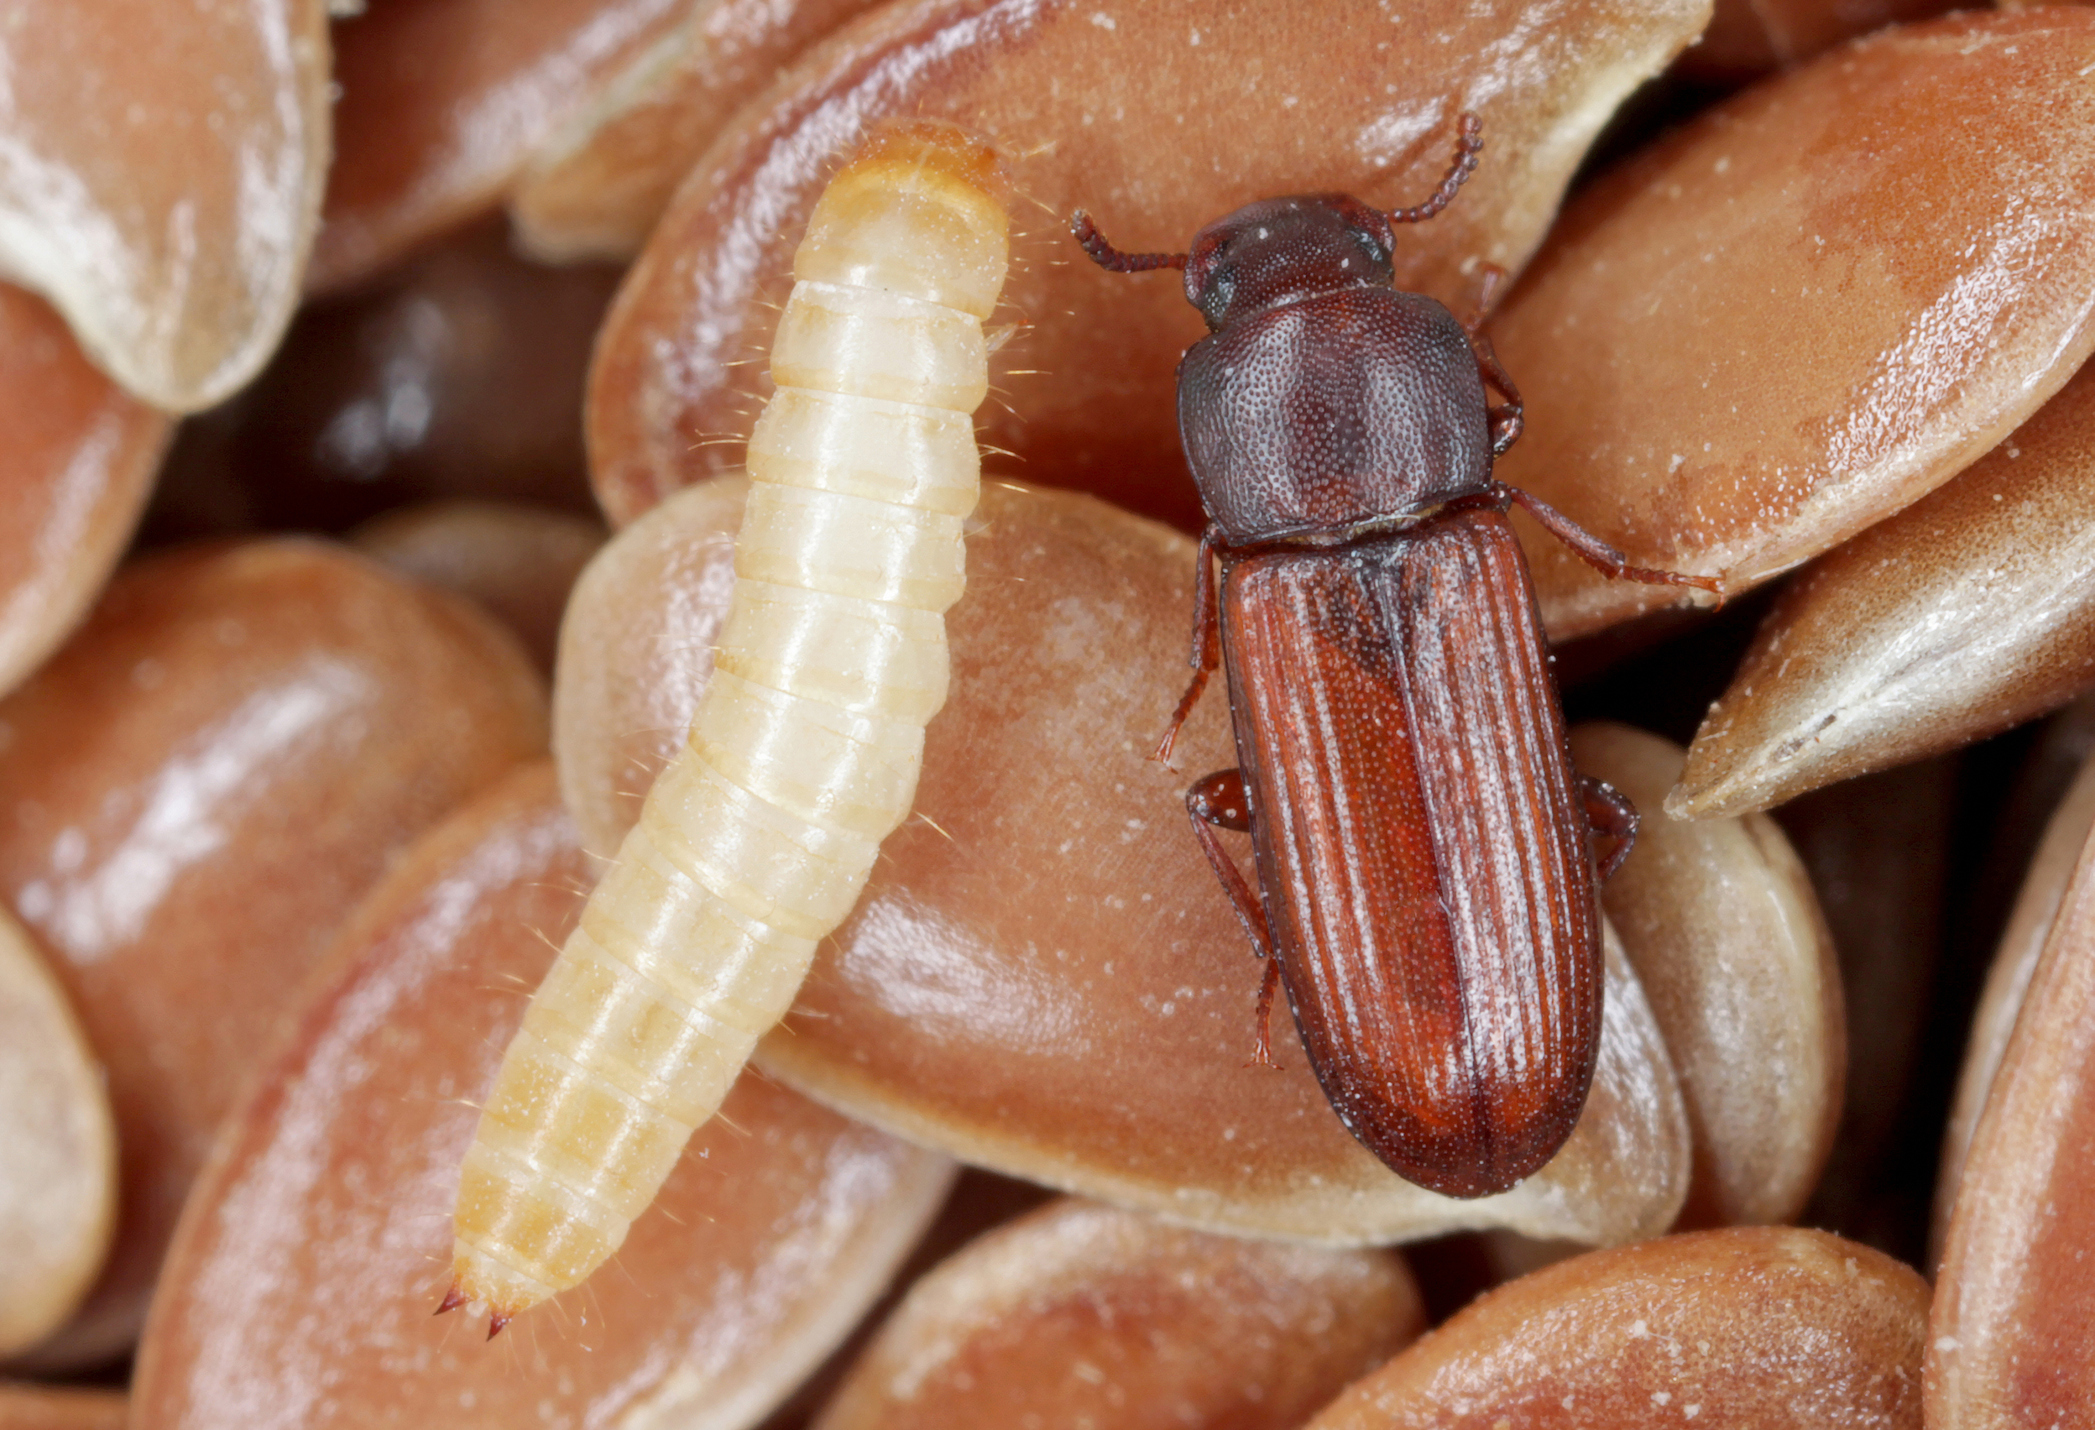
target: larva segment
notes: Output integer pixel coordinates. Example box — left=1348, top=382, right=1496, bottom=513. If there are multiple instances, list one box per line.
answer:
left=446, top=120, right=1009, bottom=1331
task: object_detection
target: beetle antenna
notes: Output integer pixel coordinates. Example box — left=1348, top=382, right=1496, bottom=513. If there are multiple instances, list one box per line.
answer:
left=1070, top=211, right=1187, bottom=272
left=1383, top=111, right=1483, bottom=227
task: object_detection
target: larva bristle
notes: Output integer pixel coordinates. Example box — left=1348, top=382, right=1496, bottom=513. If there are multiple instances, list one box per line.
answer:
left=444, top=116, right=1010, bottom=1333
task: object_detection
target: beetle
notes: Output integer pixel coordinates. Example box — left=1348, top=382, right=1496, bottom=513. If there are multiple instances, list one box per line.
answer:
left=1071, top=114, right=1720, bottom=1198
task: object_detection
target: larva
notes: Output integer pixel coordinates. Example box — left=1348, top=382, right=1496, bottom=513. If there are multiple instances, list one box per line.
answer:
left=442, top=119, right=1010, bottom=1336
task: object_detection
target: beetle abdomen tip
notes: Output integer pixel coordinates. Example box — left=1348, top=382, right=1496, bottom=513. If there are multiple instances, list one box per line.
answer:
left=1312, top=1035, right=1593, bottom=1200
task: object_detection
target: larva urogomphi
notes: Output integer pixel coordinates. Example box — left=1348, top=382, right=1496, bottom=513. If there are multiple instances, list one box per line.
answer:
left=441, top=120, right=1010, bottom=1335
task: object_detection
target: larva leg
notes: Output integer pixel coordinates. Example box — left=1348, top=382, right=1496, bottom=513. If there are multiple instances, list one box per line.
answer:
left=443, top=119, right=1010, bottom=1335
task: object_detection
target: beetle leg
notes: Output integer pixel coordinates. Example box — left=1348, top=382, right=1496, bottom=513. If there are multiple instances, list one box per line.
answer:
left=1462, top=267, right=1522, bottom=455
left=1158, top=670, right=1212, bottom=767
left=1494, top=482, right=1725, bottom=600
left=1467, top=324, right=1524, bottom=457
left=1250, top=956, right=1283, bottom=1069
left=1582, top=775, right=1639, bottom=882
left=1186, top=769, right=1283, bottom=1067
left=1186, top=769, right=1262, bottom=935
left=1156, top=526, right=1226, bottom=765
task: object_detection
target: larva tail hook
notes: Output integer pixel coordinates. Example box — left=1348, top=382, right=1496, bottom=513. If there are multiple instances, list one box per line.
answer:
left=434, top=1279, right=508, bottom=1339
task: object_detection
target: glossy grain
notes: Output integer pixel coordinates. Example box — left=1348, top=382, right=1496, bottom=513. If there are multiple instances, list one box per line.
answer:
left=0, top=285, right=168, bottom=703
left=1685, top=0, right=1960, bottom=76
left=1930, top=800, right=2095, bottom=1428
left=351, top=500, right=604, bottom=676
left=512, top=0, right=882, bottom=261
left=812, top=1198, right=1426, bottom=1430
left=1673, top=361, right=2095, bottom=818
left=0, top=541, right=547, bottom=1366
left=1307, top=1228, right=1927, bottom=1429
left=130, top=764, right=954, bottom=1430
left=555, top=479, right=742, bottom=853
left=156, top=220, right=619, bottom=537
left=587, top=0, right=1710, bottom=531
left=0, top=909, right=113, bottom=1358
left=0, top=1385, right=124, bottom=1430
left=314, top=0, right=691, bottom=291
left=558, top=477, right=1691, bottom=1247
left=0, top=0, right=329, bottom=410
left=1773, top=761, right=1954, bottom=1245
left=1570, top=722, right=1841, bottom=1227
left=1494, top=9, right=2095, bottom=638
left=1935, top=742, right=2095, bottom=1260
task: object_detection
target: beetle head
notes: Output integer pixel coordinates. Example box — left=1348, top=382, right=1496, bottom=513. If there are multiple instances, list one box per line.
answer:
left=1072, top=115, right=1482, bottom=329
left=1181, top=195, right=1394, bottom=332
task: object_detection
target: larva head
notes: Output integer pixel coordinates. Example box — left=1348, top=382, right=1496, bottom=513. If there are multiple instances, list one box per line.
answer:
left=793, top=119, right=1011, bottom=321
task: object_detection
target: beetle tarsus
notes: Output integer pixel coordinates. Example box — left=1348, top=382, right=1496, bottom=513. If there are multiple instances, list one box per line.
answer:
left=1467, top=327, right=1524, bottom=457
left=1154, top=667, right=1211, bottom=765
left=486, top=1309, right=512, bottom=1341
left=1581, top=776, right=1639, bottom=882
left=434, top=1283, right=468, bottom=1317
left=1488, top=407, right=1523, bottom=455
left=1247, top=956, right=1283, bottom=1068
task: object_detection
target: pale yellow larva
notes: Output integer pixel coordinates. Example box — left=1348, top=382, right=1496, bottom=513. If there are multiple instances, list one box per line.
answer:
left=443, top=120, right=1010, bottom=1334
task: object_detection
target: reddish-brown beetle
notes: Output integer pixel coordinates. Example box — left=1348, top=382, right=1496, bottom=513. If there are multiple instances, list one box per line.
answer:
left=1073, top=115, right=1719, bottom=1198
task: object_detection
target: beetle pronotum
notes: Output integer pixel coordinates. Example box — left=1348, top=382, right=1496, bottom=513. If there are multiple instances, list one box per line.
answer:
left=442, top=119, right=1010, bottom=1336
